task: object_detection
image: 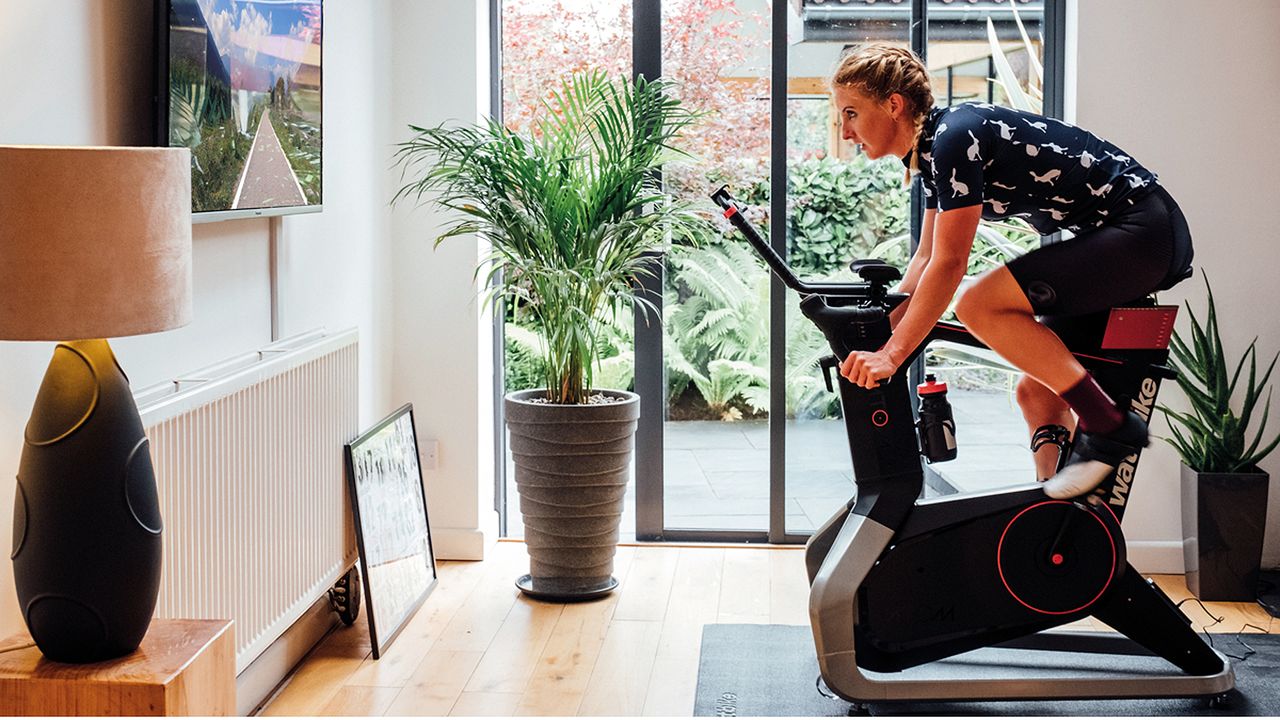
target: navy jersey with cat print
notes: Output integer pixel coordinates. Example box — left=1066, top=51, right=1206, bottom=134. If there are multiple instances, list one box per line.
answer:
left=911, top=103, right=1158, bottom=235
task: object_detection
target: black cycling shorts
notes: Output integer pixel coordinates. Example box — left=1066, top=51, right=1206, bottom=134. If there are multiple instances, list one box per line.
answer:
left=1005, top=185, right=1193, bottom=349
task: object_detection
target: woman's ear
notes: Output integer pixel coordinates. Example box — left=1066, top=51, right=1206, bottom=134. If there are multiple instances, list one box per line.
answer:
left=887, top=92, right=907, bottom=120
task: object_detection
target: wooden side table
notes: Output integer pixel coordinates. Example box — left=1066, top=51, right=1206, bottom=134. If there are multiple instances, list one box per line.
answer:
left=0, top=619, right=234, bottom=716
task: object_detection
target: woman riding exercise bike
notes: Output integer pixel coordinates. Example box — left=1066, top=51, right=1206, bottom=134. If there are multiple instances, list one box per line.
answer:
left=831, top=44, right=1193, bottom=499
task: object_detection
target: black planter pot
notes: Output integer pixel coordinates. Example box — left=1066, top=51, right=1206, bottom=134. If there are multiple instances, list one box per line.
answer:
left=1180, top=463, right=1269, bottom=602
left=505, top=389, right=639, bottom=601
left=12, top=340, right=163, bottom=662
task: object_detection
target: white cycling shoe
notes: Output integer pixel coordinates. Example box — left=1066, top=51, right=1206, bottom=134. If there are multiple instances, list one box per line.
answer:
left=1043, top=411, right=1149, bottom=500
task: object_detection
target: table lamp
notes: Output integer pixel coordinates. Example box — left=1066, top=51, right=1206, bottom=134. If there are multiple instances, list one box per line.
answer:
left=0, top=146, right=192, bottom=663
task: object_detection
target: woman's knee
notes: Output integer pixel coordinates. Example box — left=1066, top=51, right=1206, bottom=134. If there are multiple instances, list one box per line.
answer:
left=955, top=268, right=1034, bottom=327
left=953, top=280, right=987, bottom=326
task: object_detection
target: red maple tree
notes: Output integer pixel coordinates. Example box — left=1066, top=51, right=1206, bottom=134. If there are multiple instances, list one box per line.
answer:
left=501, top=0, right=772, bottom=195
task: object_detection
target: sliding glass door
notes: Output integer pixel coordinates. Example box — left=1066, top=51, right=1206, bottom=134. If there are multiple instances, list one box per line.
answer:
left=496, top=0, right=1064, bottom=542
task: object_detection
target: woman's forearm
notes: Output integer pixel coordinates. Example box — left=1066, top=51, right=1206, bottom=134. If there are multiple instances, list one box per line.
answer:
left=889, top=251, right=930, bottom=327
left=884, top=205, right=978, bottom=360
left=889, top=209, right=937, bottom=329
left=882, top=258, right=967, bottom=364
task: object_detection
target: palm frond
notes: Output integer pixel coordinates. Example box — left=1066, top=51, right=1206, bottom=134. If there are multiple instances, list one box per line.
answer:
left=393, top=72, right=703, bottom=403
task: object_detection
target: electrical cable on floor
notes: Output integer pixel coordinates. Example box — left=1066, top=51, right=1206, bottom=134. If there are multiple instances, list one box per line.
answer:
left=1177, top=596, right=1225, bottom=627
left=0, top=641, right=35, bottom=654
left=1176, top=596, right=1273, bottom=661
left=1177, top=597, right=1231, bottom=657
left=1232, top=623, right=1271, bottom=660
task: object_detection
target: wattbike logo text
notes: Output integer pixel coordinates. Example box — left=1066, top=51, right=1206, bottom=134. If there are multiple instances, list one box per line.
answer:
left=1108, top=377, right=1157, bottom=508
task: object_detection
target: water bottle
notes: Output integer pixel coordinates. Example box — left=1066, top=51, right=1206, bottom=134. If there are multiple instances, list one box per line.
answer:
left=917, top=374, right=957, bottom=463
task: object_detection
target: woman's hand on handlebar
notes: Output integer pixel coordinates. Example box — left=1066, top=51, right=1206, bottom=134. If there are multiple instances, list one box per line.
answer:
left=840, top=348, right=900, bottom=389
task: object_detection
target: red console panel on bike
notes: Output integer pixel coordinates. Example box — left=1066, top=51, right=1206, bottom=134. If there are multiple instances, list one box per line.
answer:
left=1100, top=305, right=1178, bottom=350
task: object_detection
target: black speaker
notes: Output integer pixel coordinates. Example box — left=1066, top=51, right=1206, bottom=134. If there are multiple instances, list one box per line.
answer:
left=12, top=339, right=163, bottom=663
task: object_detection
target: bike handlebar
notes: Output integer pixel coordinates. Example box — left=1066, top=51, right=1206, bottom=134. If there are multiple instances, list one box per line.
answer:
left=711, top=186, right=877, bottom=298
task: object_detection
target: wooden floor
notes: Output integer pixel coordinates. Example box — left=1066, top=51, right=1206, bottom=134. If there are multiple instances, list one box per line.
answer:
left=259, top=541, right=1275, bottom=717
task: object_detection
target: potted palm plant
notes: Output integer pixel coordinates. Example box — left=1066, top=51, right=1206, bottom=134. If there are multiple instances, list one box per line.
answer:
left=393, top=71, right=700, bottom=600
left=1162, top=272, right=1279, bottom=601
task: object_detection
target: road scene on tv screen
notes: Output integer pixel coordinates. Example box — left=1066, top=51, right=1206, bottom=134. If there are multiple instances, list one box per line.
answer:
left=169, top=0, right=321, bottom=213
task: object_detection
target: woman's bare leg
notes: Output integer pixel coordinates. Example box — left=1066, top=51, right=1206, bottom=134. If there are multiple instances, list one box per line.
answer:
left=952, top=266, right=1088, bottom=393
left=1016, top=375, right=1075, bottom=481
left=954, top=266, right=1142, bottom=498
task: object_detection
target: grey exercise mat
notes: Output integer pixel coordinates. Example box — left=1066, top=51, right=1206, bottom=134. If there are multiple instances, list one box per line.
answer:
left=694, top=624, right=1280, bottom=716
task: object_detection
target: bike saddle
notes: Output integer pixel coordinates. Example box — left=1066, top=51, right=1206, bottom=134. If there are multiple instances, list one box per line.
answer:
left=849, top=258, right=902, bottom=285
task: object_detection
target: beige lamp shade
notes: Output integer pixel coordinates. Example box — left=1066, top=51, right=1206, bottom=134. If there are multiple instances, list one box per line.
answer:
left=0, top=145, right=193, bottom=341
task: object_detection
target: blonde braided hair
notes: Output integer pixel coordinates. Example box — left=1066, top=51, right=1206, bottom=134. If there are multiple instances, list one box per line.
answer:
left=831, top=43, right=934, bottom=179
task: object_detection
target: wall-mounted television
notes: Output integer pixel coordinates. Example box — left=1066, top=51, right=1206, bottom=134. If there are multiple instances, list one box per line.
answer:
left=155, top=0, right=322, bottom=223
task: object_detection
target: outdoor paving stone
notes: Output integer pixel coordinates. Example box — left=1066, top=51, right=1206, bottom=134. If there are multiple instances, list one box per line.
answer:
left=663, top=475, right=715, bottom=491
left=662, top=451, right=711, bottom=487
left=770, top=472, right=853, bottom=499
left=662, top=448, right=701, bottom=470
left=785, top=457, right=855, bottom=474
left=666, top=495, right=770, bottom=517
left=666, top=498, right=808, bottom=532
left=778, top=467, right=852, bottom=485
left=783, top=421, right=848, bottom=446
left=664, top=421, right=756, bottom=450
left=955, top=422, right=1034, bottom=445
left=784, top=444, right=853, bottom=462
left=665, top=515, right=810, bottom=532
left=664, top=484, right=720, bottom=503
left=692, top=447, right=771, bottom=473
left=702, top=470, right=771, bottom=500
left=950, top=390, right=1022, bottom=421
left=936, top=468, right=1036, bottom=493
left=940, top=442, right=1034, bottom=476
left=795, top=496, right=854, bottom=532
left=738, top=421, right=769, bottom=450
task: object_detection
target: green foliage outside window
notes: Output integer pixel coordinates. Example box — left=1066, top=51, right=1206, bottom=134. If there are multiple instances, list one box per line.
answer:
left=502, top=149, right=1042, bottom=420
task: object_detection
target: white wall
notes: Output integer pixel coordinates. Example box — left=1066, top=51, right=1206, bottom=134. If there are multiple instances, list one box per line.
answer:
left=0, top=0, right=402, bottom=640
left=388, top=0, right=498, bottom=560
left=1075, top=0, right=1280, bottom=569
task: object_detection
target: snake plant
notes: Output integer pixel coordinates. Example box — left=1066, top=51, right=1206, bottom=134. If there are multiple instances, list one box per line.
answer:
left=1161, top=272, right=1280, bottom=473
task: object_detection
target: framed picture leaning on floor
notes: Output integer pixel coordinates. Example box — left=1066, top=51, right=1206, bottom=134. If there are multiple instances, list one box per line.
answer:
left=344, top=403, right=437, bottom=658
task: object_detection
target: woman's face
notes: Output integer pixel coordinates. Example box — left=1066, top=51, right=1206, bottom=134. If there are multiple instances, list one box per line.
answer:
left=834, top=85, right=909, bottom=160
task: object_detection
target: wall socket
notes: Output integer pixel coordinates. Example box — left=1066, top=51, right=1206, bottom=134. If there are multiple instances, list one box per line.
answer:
left=420, top=439, right=439, bottom=471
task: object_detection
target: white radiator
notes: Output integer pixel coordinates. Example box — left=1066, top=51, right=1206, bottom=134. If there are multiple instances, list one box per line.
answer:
left=135, top=329, right=360, bottom=673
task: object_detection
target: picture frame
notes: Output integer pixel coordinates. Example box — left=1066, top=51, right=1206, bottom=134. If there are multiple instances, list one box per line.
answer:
left=344, top=403, right=437, bottom=658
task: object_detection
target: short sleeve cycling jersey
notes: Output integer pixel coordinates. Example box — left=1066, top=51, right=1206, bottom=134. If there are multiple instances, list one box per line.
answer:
left=912, top=103, right=1159, bottom=234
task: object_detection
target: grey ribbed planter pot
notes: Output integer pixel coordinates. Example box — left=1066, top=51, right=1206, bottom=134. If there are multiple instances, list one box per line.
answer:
left=506, top=389, right=640, bottom=601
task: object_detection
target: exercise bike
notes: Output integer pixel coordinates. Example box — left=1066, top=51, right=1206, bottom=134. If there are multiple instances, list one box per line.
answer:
left=710, top=187, right=1234, bottom=708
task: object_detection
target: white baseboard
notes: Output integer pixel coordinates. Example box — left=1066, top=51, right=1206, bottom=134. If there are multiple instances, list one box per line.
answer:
left=239, top=594, right=340, bottom=715
left=1126, top=540, right=1184, bottom=574
left=432, top=526, right=493, bottom=560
